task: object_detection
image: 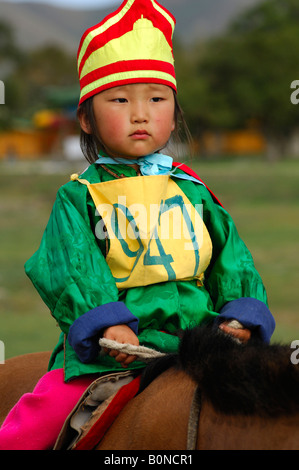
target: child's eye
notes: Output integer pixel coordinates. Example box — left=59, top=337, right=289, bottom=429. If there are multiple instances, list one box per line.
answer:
left=151, top=97, right=163, bottom=102
left=113, top=98, right=127, bottom=103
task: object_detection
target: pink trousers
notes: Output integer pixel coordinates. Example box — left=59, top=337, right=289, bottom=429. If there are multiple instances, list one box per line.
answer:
left=0, top=368, right=97, bottom=450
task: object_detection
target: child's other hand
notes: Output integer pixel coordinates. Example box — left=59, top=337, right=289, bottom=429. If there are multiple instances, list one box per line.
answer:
left=218, top=320, right=251, bottom=344
left=102, top=324, right=139, bottom=368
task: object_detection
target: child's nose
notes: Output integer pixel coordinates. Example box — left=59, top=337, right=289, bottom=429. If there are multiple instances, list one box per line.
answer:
left=131, top=103, right=148, bottom=123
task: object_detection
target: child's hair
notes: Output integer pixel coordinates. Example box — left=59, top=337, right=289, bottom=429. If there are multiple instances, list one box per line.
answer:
left=77, top=90, right=192, bottom=164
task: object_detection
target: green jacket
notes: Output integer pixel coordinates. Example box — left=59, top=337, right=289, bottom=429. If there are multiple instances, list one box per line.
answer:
left=25, top=163, right=268, bottom=382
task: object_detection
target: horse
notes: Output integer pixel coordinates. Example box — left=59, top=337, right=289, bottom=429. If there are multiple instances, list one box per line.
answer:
left=1, top=327, right=299, bottom=450
left=0, top=351, right=51, bottom=427
left=96, top=327, right=299, bottom=450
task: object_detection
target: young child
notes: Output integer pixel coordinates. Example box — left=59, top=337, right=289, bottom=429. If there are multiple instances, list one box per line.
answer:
left=0, top=0, right=275, bottom=450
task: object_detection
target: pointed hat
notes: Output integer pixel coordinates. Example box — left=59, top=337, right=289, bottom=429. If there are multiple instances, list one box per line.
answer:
left=77, top=0, right=176, bottom=105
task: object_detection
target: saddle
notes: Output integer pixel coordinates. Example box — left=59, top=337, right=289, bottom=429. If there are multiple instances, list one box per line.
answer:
left=54, top=340, right=166, bottom=450
left=54, top=371, right=141, bottom=450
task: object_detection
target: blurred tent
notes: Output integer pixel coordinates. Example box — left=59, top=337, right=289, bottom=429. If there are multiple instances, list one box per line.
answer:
left=43, top=86, right=79, bottom=109
left=0, top=128, right=58, bottom=160
left=0, top=84, right=80, bottom=159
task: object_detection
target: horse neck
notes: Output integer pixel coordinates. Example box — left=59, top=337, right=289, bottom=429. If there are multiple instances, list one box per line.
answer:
left=197, top=399, right=299, bottom=450
left=98, top=368, right=197, bottom=450
left=135, top=368, right=197, bottom=449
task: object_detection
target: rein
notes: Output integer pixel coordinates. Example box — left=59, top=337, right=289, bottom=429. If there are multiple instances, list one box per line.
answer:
left=99, top=338, right=166, bottom=363
left=187, top=387, right=201, bottom=450
left=98, top=338, right=201, bottom=449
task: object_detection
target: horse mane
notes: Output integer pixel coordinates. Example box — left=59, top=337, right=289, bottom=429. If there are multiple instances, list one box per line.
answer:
left=179, top=326, right=299, bottom=417
left=139, top=353, right=177, bottom=393
left=140, top=325, right=299, bottom=417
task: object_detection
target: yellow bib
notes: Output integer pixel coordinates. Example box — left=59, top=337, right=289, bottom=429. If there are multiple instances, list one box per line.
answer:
left=77, top=175, right=212, bottom=290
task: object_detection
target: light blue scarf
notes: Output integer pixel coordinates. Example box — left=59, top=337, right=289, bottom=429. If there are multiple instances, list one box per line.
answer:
left=96, top=153, right=203, bottom=185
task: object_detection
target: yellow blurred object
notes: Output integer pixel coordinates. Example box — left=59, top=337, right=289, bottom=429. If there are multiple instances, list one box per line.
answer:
left=33, top=110, right=59, bottom=129
left=0, top=129, right=57, bottom=159
left=200, top=129, right=266, bottom=156
left=222, top=130, right=266, bottom=154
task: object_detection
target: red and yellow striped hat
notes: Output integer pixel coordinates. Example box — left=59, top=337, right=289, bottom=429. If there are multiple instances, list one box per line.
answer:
left=77, top=0, right=177, bottom=105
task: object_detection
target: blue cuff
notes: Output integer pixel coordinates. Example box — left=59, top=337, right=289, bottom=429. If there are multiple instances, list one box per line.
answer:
left=214, top=297, right=275, bottom=343
left=68, top=302, right=139, bottom=363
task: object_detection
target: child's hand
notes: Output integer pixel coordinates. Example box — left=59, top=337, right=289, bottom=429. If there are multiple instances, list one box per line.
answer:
left=218, top=320, right=251, bottom=343
left=102, top=324, right=139, bottom=368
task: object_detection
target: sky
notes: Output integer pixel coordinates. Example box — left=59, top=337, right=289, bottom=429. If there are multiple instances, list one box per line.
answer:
left=3, top=0, right=120, bottom=9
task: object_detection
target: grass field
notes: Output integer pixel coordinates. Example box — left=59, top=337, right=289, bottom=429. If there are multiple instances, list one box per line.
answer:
left=0, top=157, right=298, bottom=359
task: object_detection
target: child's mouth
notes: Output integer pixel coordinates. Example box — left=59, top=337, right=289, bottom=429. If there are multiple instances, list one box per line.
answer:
left=130, top=130, right=150, bottom=139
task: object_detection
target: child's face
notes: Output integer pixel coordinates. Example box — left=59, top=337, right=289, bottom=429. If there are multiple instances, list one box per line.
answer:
left=81, top=83, right=175, bottom=159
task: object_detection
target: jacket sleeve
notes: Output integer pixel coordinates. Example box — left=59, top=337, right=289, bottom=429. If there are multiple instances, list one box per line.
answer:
left=215, top=297, right=275, bottom=343
left=24, top=182, right=130, bottom=336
